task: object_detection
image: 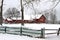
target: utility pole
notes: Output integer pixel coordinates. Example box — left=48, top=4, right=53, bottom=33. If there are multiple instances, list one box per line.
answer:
left=20, top=0, right=24, bottom=26
left=0, top=0, right=3, bottom=25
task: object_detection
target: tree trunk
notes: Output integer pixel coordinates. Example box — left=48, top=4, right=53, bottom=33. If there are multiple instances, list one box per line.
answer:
left=20, top=0, right=24, bottom=26
left=0, top=0, right=3, bottom=25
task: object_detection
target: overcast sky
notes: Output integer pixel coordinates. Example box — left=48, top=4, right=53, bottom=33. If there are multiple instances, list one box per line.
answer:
left=55, top=2, right=60, bottom=20
left=1, top=0, right=60, bottom=20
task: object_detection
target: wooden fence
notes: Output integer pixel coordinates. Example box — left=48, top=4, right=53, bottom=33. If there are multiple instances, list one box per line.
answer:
left=0, top=27, right=45, bottom=38
left=0, top=27, right=60, bottom=38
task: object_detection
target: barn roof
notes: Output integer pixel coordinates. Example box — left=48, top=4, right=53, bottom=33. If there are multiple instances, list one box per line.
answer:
left=35, top=14, right=42, bottom=19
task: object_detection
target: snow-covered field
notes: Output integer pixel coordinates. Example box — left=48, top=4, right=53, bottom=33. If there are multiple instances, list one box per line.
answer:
left=0, top=33, right=44, bottom=40
left=2, top=23, right=60, bottom=29
left=0, top=33, right=60, bottom=40
left=45, top=34, right=60, bottom=40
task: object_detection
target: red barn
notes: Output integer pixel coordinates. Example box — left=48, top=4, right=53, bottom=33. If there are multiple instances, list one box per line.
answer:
left=34, top=15, right=46, bottom=23
left=38, top=15, right=46, bottom=23
left=3, top=15, right=46, bottom=23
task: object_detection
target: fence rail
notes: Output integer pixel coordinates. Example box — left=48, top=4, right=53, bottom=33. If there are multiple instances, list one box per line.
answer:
left=45, top=32, right=57, bottom=35
left=45, top=29, right=58, bottom=30
left=0, top=27, right=60, bottom=38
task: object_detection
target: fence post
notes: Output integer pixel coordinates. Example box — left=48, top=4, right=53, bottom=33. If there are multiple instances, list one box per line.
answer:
left=40, top=28, right=45, bottom=38
left=20, top=27, right=22, bottom=35
left=5, top=27, right=7, bottom=33
left=57, top=28, right=60, bottom=36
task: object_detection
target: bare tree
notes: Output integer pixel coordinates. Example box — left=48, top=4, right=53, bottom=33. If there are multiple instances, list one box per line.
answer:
left=12, top=8, right=20, bottom=18
left=4, top=8, right=20, bottom=20
left=23, top=0, right=41, bottom=19
left=50, top=10, right=57, bottom=24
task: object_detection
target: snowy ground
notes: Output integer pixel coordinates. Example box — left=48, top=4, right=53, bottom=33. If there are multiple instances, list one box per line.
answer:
left=0, top=33, right=60, bottom=40
left=2, top=23, right=60, bottom=29
left=0, top=33, right=44, bottom=40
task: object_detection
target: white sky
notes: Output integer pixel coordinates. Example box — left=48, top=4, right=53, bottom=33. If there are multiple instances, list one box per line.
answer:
left=55, top=3, right=60, bottom=20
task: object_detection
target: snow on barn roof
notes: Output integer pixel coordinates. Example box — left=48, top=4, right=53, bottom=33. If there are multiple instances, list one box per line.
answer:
left=35, top=14, right=42, bottom=19
left=24, top=14, right=42, bottom=20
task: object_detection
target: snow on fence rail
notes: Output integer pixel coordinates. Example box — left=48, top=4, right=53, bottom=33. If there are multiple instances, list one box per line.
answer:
left=21, top=27, right=44, bottom=37
left=0, top=27, right=60, bottom=38
left=45, top=29, right=58, bottom=35
left=0, top=27, right=5, bottom=33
